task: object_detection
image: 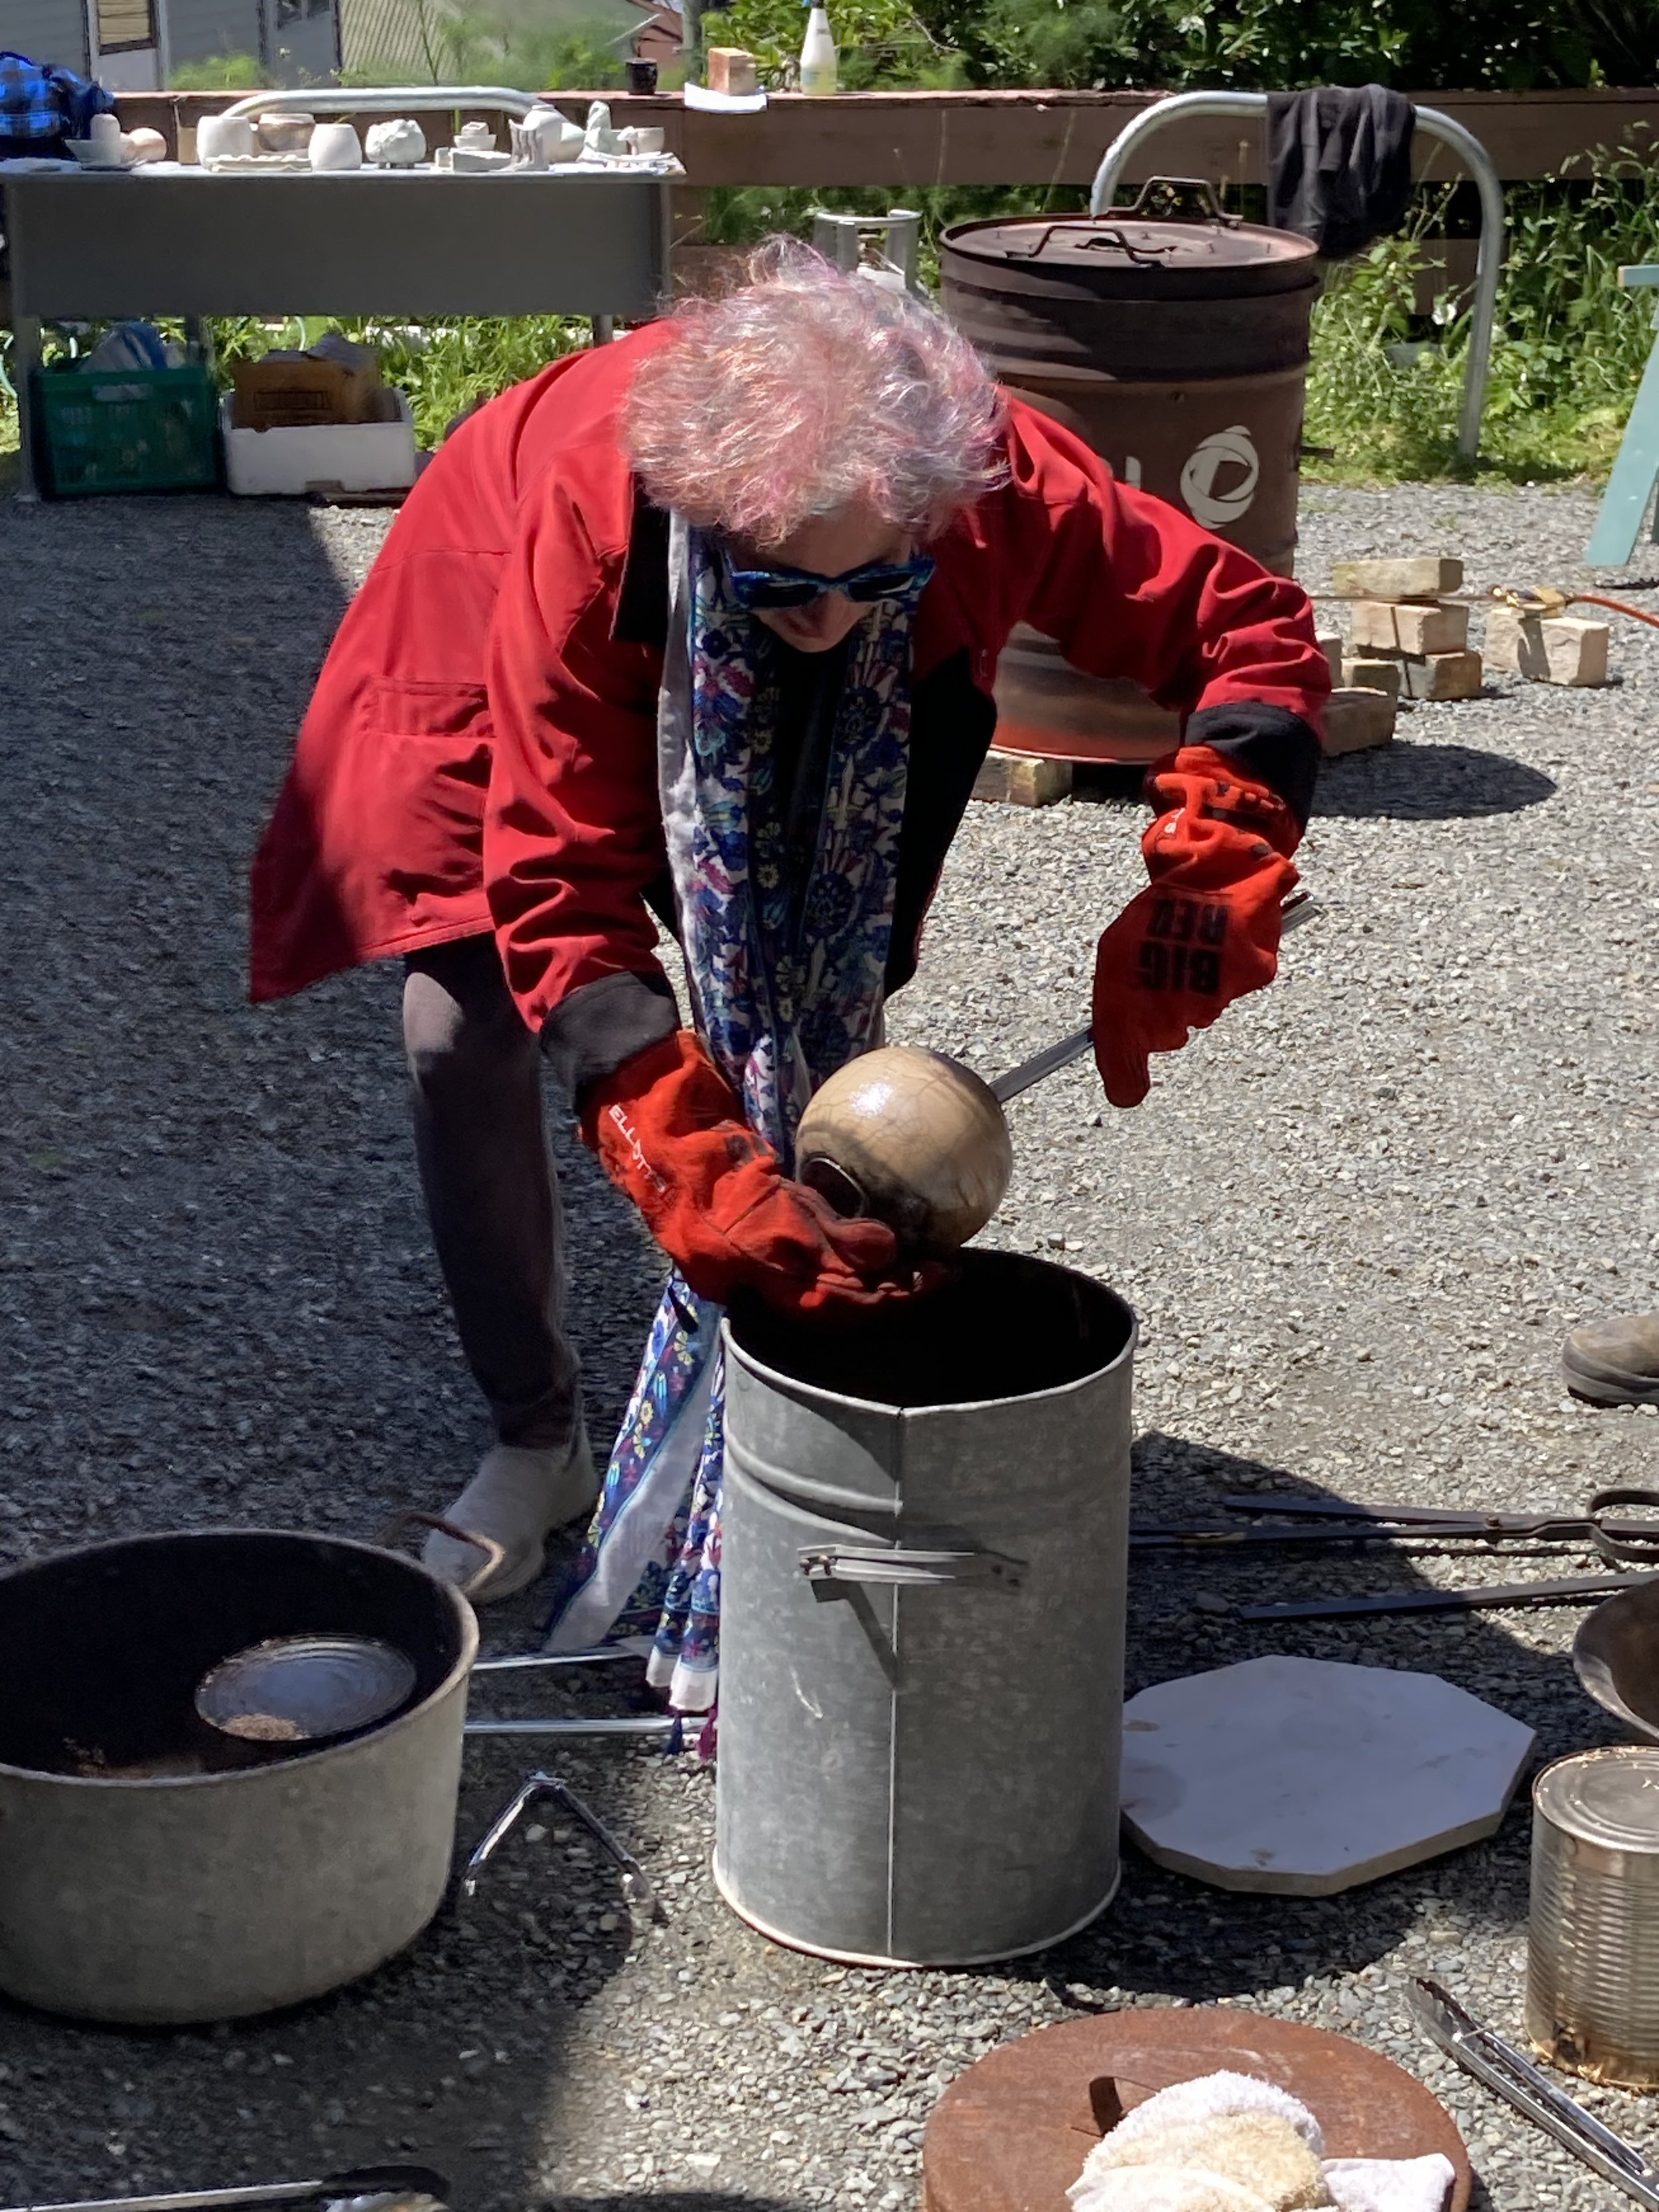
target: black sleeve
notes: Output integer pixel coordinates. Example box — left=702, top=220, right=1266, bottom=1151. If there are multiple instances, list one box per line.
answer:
left=1185, top=701, right=1323, bottom=830
left=540, top=968, right=680, bottom=1105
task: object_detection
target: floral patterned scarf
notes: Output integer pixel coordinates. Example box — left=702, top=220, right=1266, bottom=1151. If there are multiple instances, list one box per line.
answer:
left=543, top=516, right=913, bottom=1710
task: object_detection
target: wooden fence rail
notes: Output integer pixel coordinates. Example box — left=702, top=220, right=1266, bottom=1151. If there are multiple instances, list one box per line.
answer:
left=117, top=85, right=1659, bottom=188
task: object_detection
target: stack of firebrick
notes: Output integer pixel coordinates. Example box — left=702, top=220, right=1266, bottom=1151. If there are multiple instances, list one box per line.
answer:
left=1318, top=555, right=1611, bottom=757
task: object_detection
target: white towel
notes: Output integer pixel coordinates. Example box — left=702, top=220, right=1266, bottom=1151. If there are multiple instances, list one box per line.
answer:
left=1322, top=2157, right=1455, bottom=2212
left=1070, top=2073, right=1455, bottom=2212
left=1105, top=2072, right=1327, bottom=2156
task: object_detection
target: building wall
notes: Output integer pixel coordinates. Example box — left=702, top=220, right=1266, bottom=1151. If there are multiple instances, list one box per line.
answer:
left=338, top=0, right=437, bottom=78
left=265, top=0, right=340, bottom=78
left=161, top=0, right=262, bottom=62
left=6, top=0, right=92, bottom=72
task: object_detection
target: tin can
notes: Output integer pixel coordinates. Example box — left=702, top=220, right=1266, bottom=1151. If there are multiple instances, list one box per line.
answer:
left=1526, top=1747, right=1659, bottom=2086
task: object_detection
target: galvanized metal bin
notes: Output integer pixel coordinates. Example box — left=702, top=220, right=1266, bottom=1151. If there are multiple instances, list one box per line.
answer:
left=715, top=1251, right=1135, bottom=1967
left=1526, top=1747, right=1659, bottom=2087
left=939, top=190, right=1321, bottom=763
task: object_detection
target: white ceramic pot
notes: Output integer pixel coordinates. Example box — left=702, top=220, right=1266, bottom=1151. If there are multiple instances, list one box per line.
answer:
left=583, top=101, right=628, bottom=157
left=257, top=111, right=313, bottom=153
left=309, top=121, right=364, bottom=172
left=454, top=119, right=496, bottom=152
left=622, top=125, right=666, bottom=155
left=518, top=104, right=583, bottom=164
left=196, top=113, right=257, bottom=164
left=364, top=117, right=426, bottom=165
left=123, top=127, right=167, bottom=164
left=87, top=110, right=123, bottom=157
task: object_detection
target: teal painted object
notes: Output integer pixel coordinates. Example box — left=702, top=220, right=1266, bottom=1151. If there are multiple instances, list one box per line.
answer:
left=1587, top=266, right=1659, bottom=566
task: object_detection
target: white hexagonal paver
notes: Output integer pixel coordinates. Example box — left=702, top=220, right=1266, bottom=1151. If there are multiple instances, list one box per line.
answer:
left=1119, top=1654, right=1536, bottom=1894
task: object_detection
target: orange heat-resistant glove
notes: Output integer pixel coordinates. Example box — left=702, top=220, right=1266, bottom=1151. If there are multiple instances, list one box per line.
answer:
left=581, top=1029, right=918, bottom=1319
left=1092, top=744, right=1301, bottom=1110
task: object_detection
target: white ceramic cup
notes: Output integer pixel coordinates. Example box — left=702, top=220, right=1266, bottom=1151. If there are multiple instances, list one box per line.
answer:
left=257, top=111, right=313, bottom=152
left=309, top=121, right=364, bottom=172
left=196, top=113, right=256, bottom=163
left=624, top=126, right=666, bottom=155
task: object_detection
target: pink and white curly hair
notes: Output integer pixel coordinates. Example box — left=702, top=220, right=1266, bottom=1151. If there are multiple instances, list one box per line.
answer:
left=622, top=238, right=1007, bottom=549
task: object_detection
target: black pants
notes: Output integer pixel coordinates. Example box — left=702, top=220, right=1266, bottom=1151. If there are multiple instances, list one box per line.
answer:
left=402, top=935, right=581, bottom=1449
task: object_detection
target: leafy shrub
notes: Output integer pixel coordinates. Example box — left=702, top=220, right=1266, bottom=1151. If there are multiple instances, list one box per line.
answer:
left=168, top=52, right=264, bottom=88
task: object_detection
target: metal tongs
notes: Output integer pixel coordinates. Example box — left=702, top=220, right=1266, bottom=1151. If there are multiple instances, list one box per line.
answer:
left=1409, top=1978, right=1659, bottom=2212
left=458, top=1769, right=659, bottom=1917
left=0, top=2167, right=450, bottom=2212
left=989, top=889, right=1318, bottom=1105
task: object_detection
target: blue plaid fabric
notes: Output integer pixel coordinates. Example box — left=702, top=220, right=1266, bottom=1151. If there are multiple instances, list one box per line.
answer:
left=0, top=51, right=115, bottom=149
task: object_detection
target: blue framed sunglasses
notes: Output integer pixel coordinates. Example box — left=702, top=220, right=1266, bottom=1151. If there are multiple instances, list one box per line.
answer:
left=721, top=549, right=936, bottom=613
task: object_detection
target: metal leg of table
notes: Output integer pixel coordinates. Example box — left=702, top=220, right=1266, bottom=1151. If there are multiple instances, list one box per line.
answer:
left=183, top=315, right=216, bottom=370
left=593, top=315, right=616, bottom=345
left=1587, top=313, right=1659, bottom=566
left=11, top=313, right=42, bottom=502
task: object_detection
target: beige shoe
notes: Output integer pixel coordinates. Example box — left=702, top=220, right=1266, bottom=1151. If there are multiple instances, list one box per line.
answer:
left=1562, top=1313, right=1659, bottom=1406
left=423, top=1426, right=600, bottom=1603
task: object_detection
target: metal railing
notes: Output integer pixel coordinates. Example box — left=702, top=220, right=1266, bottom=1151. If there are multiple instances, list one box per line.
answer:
left=1088, top=90, right=1505, bottom=463
left=222, top=86, right=543, bottom=121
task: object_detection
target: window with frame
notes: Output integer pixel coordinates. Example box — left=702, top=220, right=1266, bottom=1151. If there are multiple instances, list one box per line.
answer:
left=96, top=0, right=157, bottom=50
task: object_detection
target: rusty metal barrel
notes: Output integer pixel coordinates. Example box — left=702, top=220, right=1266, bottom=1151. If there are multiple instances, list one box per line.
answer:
left=940, top=182, right=1321, bottom=763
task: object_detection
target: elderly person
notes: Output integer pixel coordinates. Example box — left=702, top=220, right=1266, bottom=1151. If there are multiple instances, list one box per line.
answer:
left=251, top=243, right=1327, bottom=1706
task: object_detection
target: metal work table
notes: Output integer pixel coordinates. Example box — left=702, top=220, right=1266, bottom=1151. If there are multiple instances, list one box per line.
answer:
left=1, top=166, right=674, bottom=498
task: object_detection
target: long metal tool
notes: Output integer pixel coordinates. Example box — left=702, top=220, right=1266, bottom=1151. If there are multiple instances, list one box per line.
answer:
left=463, top=1715, right=676, bottom=1740
left=472, top=1649, right=640, bottom=1674
left=1131, top=1521, right=1607, bottom=1552
left=1409, top=1978, right=1659, bottom=2212
left=0, top=2167, right=450, bottom=2212
left=1240, top=1570, right=1650, bottom=1622
left=1222, top=1494, right=1659, bottom=1543
left=989, top=891, right=1317, bottom=1106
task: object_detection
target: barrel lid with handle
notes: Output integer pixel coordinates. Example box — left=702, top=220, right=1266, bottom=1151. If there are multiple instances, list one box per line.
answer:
left=1535, top=1747, right=1659, bottom=1852
left=942, top=178, right=1319, bottom=301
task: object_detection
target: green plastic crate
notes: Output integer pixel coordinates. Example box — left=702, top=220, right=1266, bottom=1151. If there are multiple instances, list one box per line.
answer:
left=33, top=361, right=222, bottom=498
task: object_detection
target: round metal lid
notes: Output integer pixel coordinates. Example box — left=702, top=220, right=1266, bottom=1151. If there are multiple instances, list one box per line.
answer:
left=1534, top=1747, right=1659, bottom=1849
left=195, top=1634, right=417, bottom=1744
left=952, top=214, right=1317, bottom=273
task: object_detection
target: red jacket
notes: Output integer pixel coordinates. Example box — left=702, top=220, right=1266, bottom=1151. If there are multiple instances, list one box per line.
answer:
left=250, top=327, right=1328, bottom=1024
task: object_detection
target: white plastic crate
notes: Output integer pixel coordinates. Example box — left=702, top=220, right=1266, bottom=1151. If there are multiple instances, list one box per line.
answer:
left=220, top=391, right=419, bottom=498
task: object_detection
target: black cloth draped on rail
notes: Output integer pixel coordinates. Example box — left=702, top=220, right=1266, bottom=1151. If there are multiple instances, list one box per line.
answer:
left=1266, top=84, right=1417, bottom=260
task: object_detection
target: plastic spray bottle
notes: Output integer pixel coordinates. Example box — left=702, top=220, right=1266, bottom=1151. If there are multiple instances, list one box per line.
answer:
left=799, top=1, right=837, bottom=95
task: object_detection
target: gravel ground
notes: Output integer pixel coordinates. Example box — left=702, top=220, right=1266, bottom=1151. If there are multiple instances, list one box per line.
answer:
left=1, top=479, right=1657, bottom=2212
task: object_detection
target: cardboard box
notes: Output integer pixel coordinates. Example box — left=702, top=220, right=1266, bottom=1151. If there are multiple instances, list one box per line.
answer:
left=706, top=46, right=759, bottom=94
left=231, top=352, right=384, bottom=431
left=221, top=389, right=417, bottom=497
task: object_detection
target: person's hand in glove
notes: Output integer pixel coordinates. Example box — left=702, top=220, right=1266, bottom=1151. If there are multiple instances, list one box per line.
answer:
left=1092, top=743, right=1301, bottom=1110
left=580, top=1029, right=923, bottom=1318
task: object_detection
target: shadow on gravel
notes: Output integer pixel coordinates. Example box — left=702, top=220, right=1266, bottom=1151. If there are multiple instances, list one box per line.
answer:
left=0, top=495, right=674, bottom=2212
left=1314, top=741, right=1557, bottom=821
left=966, top=1428, right=1605, bottom=2012
left=541, top=2199, right=802, bottom=2211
